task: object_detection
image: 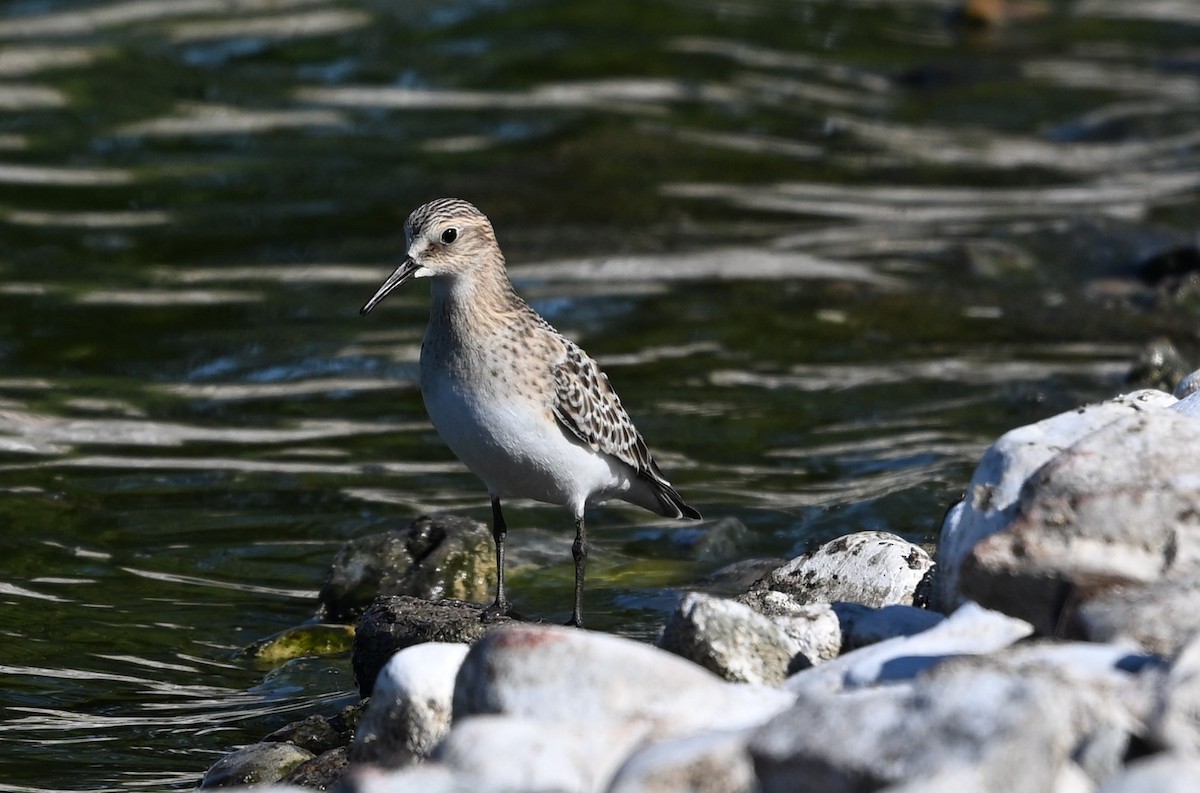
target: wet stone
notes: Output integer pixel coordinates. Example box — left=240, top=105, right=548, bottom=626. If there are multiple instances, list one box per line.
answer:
left=264, top=701, right=363, bottom=756
left=199, top=741, right=315, bottom=788
left=318, top=514, right=495, bottom=623
left=352, top=595, right=509, bottom=697
left=280, top=746, right=350, bottom=790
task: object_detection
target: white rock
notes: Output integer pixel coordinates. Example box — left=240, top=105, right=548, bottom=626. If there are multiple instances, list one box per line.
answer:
left=658, top=592, right=807, bottom=684
left=936, top=389, right=1177, bottom=611
left=756, top=531, right=933, bottom=608
left=432, top=715, right=648, bottom=793
left=962, top=406, right=1200, bottom=634
left=337, top=764, right=493, bottom=793
left=1149, top=631, right=1200, bottom=752
left=785, top=602, right=1032, bottom=694
left=755, top=664, right=1075, bottom=793
left=352, top=642, right=471, bottom=767
left=1095, top=754, right=1200, bottom=793
left=453, top=624, right=794, bottom=736
left=607, top=728, right=757, bottom=793
left=735, top=591, right=843, bottom=665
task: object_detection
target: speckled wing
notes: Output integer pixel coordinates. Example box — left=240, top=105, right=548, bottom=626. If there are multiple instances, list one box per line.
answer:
left=551, top=342, right=664, bottom=480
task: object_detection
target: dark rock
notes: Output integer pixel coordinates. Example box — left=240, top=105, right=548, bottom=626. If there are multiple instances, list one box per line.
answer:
left=352, top=595, right=508, bottom=697
left=199, top=741, right=314, bottom=788
left=318, top=514, right=495, bottom=623
left=280, top=746, right=349, bottom=790
left=264, top=700, right=364, bottom=756
left=1126, top=338, right=1190, bottom=393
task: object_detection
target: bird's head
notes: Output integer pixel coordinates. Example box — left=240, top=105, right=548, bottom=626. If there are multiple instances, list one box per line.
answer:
left=360, top=197, right=498, bottom=315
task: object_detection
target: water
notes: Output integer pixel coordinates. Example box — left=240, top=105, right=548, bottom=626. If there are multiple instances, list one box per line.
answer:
left=1, top=0, right=1197, bottom=788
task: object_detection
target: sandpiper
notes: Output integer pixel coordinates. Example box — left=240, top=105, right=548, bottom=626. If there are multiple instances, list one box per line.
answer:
left=360, top=198, right=701, bottom=627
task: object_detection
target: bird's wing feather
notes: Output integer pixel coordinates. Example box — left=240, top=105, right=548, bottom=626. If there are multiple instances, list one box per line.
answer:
left=550, top=341, right=667, bottom=482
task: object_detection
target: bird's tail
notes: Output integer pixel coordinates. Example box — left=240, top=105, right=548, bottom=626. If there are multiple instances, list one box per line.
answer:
left=652, top=479, right=702, bottom=520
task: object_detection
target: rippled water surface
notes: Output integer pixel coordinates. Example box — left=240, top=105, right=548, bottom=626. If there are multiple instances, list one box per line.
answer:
left=2, top=0, right=1199, bottom=788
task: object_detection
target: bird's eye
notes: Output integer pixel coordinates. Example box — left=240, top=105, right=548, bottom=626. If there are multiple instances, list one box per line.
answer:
left=440, top=228, right=458, bottom=244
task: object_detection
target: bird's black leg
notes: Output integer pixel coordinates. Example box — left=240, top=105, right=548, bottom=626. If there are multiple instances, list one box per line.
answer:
left=481, top=496, right=510, bottom=621
left=567, top=515, right=588, bottom=628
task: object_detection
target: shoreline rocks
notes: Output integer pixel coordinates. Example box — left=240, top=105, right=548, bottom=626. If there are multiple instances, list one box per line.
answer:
left=207, top=374, right=1200, bottom=793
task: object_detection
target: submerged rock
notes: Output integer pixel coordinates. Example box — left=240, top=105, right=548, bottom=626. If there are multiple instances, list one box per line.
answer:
left=200, top=742, right=315, bottom=788
left=318, top=514, right=495, bottom=623
left=246, top=623, right=355, bottom=667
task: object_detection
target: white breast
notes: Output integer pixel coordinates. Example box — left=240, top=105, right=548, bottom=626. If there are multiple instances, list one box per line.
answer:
left=421, top=365, right=634, bottom=515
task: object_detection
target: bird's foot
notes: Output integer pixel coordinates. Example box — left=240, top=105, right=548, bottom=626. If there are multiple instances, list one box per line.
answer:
left=481, top=599, right=512, bottom=623
left=564, top=614, right=583, bottom=629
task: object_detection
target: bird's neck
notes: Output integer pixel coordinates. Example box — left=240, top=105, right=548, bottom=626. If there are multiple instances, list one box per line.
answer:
left=428, top=261, right=525, bottom=342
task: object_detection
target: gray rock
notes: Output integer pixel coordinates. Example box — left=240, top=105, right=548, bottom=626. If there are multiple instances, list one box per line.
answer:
left=352, top=595, right=509, bottom=697
left=935, top=389, right=1178, bottom=612
left=785, top=602, right=1032, bottom=694
left=754, top=665, right=1073, bottom=793
left=961, top=406, right=1200, bottom=636
left=1095, top=754, right=1200, bottom=793
left=1148, top=631, right=1200, bottom=753
left=453, top=624, right=794, bottom=736
left=1075, top=570, right=1200, bottom=656
left=319, top=514, right=495, bottom=622
left=607, top=728, right=757, bottom=793
left=835, top=603, right=944, bottom=652
left=1173, top=368, right=1200, bottom=399
left=200, top=742, right=315, bottom=788
left=755, top=531, right=934, bottom=609
left=352, top=642, right=470, bottom=768
left=658, top=592, right=815, bottom=684
left=432, top=715, right=648, bottom=793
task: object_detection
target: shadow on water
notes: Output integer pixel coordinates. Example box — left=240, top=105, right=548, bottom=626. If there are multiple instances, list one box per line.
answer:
left=0, top=0, right=1198, bottom=787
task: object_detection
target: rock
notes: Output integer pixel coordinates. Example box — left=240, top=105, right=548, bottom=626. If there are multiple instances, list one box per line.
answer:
left=754, top=664, right=1074, bottom=793
left=319, top=514, right=495, bottom=622
left=658, top=592, right=810, bottom=684
left=264, top=702, right=362, bottom=756
left=935, top=389, right=1177, bottom=612
left=1173, top=369, right=1200, bottom=399
left=337, top=764, right=492, bottom=793
left=1170, top=386, right=1200, bottom=416
left=1126, top=339, right=1191, bottom=393
left=247, top=624, right=356, bottom=667
left=453, top=623, right=793, bottom=736
left=961, top=406, right=1200, bottom=636
left=1075, top=570, right=1200, bottom=657
left=607, top=728, right=758, bottom=793
left=200, top=742, right=315, bottom=788
left=432, top=715, right=648, bottom=793
left=280, top=746, right=349, bottom=789
left=352, top=642, right=470, bottom=768
left=835, top=603, right=944, bottom=652
left=1096, top=754, right=1200, bottom=793
left=352, top=595, right=509, bottom=697
left=785, top=602, right=1032, bottom=694
left=753, top=531, right=934, bottom=608
left=734, top=590, right=843, bottom=666
left=1148, top=632, right=1200, bottom=753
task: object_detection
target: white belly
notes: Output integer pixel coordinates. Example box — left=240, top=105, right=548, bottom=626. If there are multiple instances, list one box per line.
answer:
left=421, top=367, right=632, bottom=514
